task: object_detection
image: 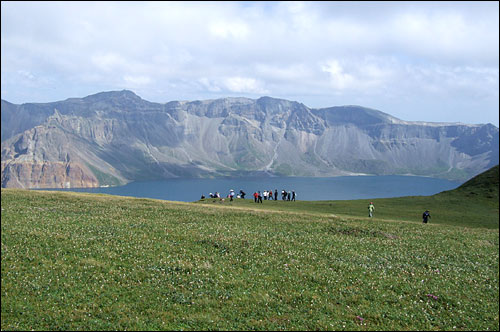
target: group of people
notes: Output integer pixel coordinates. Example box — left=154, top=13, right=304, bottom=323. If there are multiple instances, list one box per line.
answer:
left=253, top=189, right=297, bottom=203
left=201, top=189, right=297, bottom=203
left=253, top=189, right=296, bottom=203
left=202, top=189, right=246, bottom=202
left=367, top=202, right=432, bottom=224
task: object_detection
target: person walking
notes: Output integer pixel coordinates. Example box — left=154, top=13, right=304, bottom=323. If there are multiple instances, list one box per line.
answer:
left=422, top=210, right=431, bottom=224
left=368, top=202, right=375, bottom=218
left=292, top=190, right=296, bottom=201
left=229, top=189, right=235, bottom=201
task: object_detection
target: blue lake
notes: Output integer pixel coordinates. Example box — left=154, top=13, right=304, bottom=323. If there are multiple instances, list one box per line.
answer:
left=42, top=175, right=461, bottom=202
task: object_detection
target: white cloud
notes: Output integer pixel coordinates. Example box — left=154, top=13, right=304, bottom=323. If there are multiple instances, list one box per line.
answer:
left=1, top=1, right=498, bottom=125
left=388, top=11, right=498, bottom=63
left=209, top=21, right=250, bottom=40
left=321, top=60, right=356, bottom=90
left=319, top=57, right=398, bottom=94
left=223, top=77, right=268, bottom=94
left=198, top=78, right=222, bottom=92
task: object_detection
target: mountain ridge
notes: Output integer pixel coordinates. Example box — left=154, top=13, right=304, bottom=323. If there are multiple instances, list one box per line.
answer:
left=2, top=90, right=498, bottom=188
left=4, top=90, right=489, bottom=125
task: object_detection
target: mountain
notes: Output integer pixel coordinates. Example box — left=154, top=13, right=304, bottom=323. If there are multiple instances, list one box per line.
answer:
left=1, top=90, right=499, bottom=188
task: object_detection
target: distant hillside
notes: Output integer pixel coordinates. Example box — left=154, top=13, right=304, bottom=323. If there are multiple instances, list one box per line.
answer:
left=437, top=164, right=499, bottom=200
left=2, top=90, right=499, bottom=188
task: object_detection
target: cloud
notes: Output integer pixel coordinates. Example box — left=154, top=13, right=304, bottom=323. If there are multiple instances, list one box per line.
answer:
left=209, top=20, right=250, bottom=40
left=388, top=11, right=498, bottom=64
left=223, top=77, right=268, bottom=94
left=17, top=70, right=35, bottom=80
left=1, top=1, right=498, bottom=125
left=91, top=53, right=128, bottom=72
left=321, top=60, right=356, bottom=90
left=123, top=75, right=152, bottom=86
left=198, top=78, right=221, bottom=93
left=197, top=76, right=268, bottom=95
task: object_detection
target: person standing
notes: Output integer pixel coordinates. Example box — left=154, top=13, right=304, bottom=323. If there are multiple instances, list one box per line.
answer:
left=368, top=202, right=375, bottom=218
left=422, top=210, right=431, bottom=224
left=258, top=191, right=263, bottom=203
left=292, top=190, right=296, bottom=201
left=274, top=189, right=278, bottom=201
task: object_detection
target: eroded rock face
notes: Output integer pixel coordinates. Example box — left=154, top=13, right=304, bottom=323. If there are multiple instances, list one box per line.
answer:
left=1, top=120, right=126, bottom=189
left=1, top=90, right=499, bottom=188
left=1, top=161, right=99, bottom=189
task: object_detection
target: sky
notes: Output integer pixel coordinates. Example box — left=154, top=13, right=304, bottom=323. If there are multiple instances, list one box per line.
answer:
left=1, top=1, right=499, bottom=126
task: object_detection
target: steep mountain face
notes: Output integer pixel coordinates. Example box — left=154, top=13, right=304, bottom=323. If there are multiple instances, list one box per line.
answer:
left=2, top=90, right=499, bottom=188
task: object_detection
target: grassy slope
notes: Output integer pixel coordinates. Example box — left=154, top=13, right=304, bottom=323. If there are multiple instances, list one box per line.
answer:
left=196, top=193, right=498, bottom=229
left=438, top=164, right=499, bottom=200
left=194, top=165, right=499, bottom=229
left=2, top=180, right=499, bottom=331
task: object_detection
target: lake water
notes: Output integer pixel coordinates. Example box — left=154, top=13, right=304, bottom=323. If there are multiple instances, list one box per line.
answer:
left=42, top=175, right=461, bottom=202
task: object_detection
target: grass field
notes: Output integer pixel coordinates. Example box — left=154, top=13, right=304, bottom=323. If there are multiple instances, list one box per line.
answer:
left=196, top=192, right=499, bottom=229
left=1, top=167, right=499, bottom=330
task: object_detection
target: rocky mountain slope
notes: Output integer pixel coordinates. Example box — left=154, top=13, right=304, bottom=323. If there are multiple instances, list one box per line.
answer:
left=2, top=90, right=498, bottom=188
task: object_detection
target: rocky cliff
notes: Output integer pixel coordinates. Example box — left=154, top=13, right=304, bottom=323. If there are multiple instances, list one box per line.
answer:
left=1, top=90, right=498, bottom=188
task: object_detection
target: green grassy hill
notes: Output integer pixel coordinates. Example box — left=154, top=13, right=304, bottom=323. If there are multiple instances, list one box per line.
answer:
left=1, top=167, right=498, bottom=330
left=196, top=165, right=499, bottom=229
left=438, top=164, right=499, bottom=200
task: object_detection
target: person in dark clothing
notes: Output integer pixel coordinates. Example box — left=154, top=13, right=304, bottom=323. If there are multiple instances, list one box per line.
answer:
left=274, top=189, right=278, bottom=201
left=422, top=210, right=431, bottom=224
left=292, top=190, right=296, bottom=201
left=240, top=190, right=246, bottom=199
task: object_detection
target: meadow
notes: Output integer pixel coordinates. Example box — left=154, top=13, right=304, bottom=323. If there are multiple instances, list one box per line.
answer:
left=1, top=178, right=499, bottom=330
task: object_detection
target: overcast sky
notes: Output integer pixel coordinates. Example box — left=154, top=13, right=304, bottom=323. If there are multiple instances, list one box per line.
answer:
left=1, top=1, right=499, bottom=126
